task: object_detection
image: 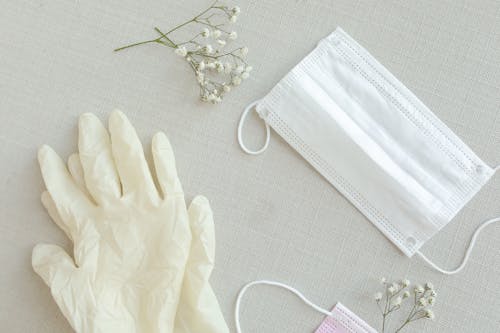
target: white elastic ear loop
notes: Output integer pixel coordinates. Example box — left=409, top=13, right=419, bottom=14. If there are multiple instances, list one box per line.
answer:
left=237, top=99, right=270, bottom=155
left=234, top=280, right=333, bottom=333
left=416, top=165, right=500, bottom=275
left=416, top=216, right=500, bottom=275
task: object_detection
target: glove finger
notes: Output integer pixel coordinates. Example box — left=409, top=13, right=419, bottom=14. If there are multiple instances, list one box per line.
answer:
left=41, top=191, right=73, bottom=241
left=152, top=132, right=183, bottom=198
left=38, top=145, right=94, bottom=227
left=67, top=153, right=92, bottom=198
left=32, top=243, right=77, bottom=289
left=78, top=113, right=121, bottom=203
left=174, top=196, right=229, bottom=333
left=187, top=195, right=215, bottom=270
left=108, top=110, right=159, bottom=203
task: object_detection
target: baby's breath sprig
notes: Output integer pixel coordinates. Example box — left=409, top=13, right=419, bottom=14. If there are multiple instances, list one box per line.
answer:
left=374, top=278, right=437, bottom=333
left=115, top=1, right=251, bottom=104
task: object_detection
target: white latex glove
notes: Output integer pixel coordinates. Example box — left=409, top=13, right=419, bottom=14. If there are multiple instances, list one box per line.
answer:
left=38, top=150, right=229, bottom=333
left=33, top=111, right=193, bottom=333
left=41, top=189, right=229, bottom=333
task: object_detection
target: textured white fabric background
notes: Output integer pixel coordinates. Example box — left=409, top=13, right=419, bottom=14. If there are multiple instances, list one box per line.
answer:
left=1, top=0, right=500, bottom=332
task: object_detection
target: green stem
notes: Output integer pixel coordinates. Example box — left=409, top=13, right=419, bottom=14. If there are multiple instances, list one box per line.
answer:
left=114, top=0, right=218, bottom=52
left=163, top=0, right=218, bottom=35
left=154, top=27, right=176, bottom=47
left=394, top=319, right=409, bottom=333
left=194, top=19, right=224, bottom=29
left=381, top=291, right=390, bottom=333
left=197, top=0, right=219, bottom=18
left=395, top=314, right=425, bottom=333
left=394, top=292, right=419, bottom=333
left=114, top=39, right=159, bottom=52
left=177, top=33, right=202, bottom=46
left=380, top=284, right=407, bottom=333
left=164, top=18, right=196, bottom=35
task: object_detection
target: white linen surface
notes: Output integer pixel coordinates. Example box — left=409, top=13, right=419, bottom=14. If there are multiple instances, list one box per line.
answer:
left=1, top=0, right=499, bottom=332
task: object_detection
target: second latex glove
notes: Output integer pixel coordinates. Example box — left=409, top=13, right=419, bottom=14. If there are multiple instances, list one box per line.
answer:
left=33, top=111, right=193, bottom=333
left=40, top=152, right=229, bottom=333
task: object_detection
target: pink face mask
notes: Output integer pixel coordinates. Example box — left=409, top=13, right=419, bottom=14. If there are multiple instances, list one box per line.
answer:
left=315, top=302, right=377, bottom=333
left=235, top=280, right=378, bottom=333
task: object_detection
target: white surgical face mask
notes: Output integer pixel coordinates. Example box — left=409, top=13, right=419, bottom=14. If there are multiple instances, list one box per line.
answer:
left=238, top=27, right=500, bottom=274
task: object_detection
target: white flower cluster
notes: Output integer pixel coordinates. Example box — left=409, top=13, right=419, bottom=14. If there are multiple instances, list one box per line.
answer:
left=115, top=1, right=250, bottom=105
left=374, top=277, right=437, bottom=332
left=413, top=282, right=436, bottom=319
left=171, top=3, right=250, bottom=104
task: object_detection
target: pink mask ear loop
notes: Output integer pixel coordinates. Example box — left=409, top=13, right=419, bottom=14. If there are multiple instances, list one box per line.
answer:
left=234, top=280, right=333, bottom=333
left=417, top=164, right=500, bottom=275
left=238, top=99, right=270, bottom=155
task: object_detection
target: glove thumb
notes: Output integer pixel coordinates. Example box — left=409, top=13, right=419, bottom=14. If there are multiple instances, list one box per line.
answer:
left=175, top=195, right=229, bottom=333
left=187, top=195, right=215, bottom=271
left=32, top=243, right=77, bottom=289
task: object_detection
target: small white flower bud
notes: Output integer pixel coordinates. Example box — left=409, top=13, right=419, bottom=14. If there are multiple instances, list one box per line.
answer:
left=213, top=30, right=222, bottom=38
left=428, top=296, right=436, bottom=305
left=240, top=46, right=249, bottom=56
left=235, top=65, right=244, bottom=73
left=425, top=282, right=434, bottom=291
left=374, top=292, right=383, bottom=301
left=245, top=65, right=253, bottom=72
left=402, top=291, right=410, bottom=299
left=380, top=277, right=387, bottom=284
left=232, top=6, right=241, bottom=15
left=224, top=62, right=233, bottom=74
left=223, top=85, right=231, bottom=92
left=392, top=296, right=402, bottom=306
left=229, top=31, right=238, bottom=40
left=175, top=46, right=187, bottom=57
left=217, top=39, right=226, bottom=46
left=414, top=285, right=424, bottom=293
left=387, top=286, right=396, bottom=295
left=198, top=61, right=205, bottom=70
left=402, top=279, right=410, bottom=287
left=425, top=309, right=435, bottom=320
left=204, top=45, right=213, bottom=54
left=196, top=72, right=205, bottom=83
left=418, top=297, right=427, bottom=306
left=230, top=15, right=238, bottom=23
left=232, top=76, right=242, bottom=86
left=241, top=72, right=249, bottom=79
left=216, top=62, right=224, bottom=73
